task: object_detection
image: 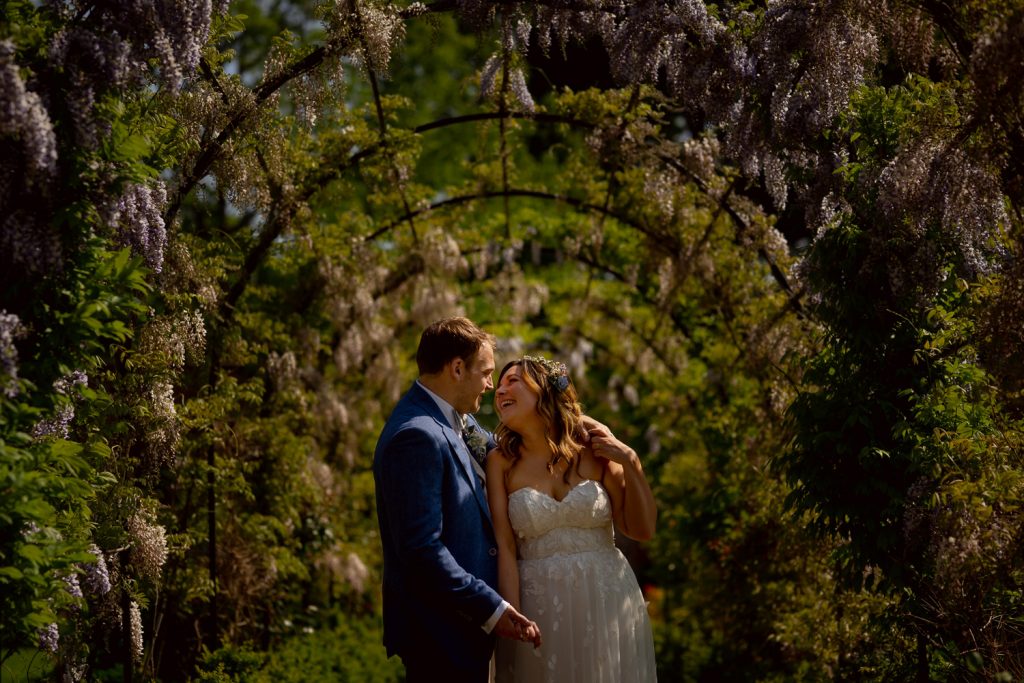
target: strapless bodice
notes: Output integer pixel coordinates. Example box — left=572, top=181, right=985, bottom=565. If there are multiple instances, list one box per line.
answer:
left=507, top=479, right=615, bottom=561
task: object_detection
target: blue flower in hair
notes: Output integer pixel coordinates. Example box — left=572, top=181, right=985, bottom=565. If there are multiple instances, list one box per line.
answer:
left=523, top=355, right=571, bottom=393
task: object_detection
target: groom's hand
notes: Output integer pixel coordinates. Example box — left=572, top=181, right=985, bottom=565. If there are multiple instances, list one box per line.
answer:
left=495, top=605, right=542, bottom=648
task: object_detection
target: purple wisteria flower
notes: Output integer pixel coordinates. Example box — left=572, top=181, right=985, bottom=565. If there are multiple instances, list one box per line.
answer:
left=0, top=40, right=62, bottom=276
left=0, top=40, right=59, bottom=182
left=32, top=404, right=74, bottom=440
left=0, top=311, right=21, bottom=397
left=81, top=545, right=112, bottom=595
left=31, top=371, right=89, bottom=439
left=54, top=370, right=88, bottom=395
left=39, top=623, right=59, bottom=653
left=63, top=572, right=84, bottom=600
left=109, top=181, right=168, bottom=273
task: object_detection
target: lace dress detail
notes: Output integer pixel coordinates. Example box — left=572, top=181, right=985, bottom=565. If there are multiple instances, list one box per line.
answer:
left=495, top=479, right=657, bottom=683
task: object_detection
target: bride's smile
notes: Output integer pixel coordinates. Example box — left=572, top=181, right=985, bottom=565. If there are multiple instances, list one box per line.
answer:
left=494, top=365, right=539, bottom=429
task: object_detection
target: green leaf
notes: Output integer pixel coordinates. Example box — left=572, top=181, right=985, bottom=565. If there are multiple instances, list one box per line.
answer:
left=0, top=566, right=25, bottom=581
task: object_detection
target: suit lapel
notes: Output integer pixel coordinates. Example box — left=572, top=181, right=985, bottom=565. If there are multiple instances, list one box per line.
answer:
left=407, top=384, right=493, bottom=526
left=445, top=429, right=493, bottom=519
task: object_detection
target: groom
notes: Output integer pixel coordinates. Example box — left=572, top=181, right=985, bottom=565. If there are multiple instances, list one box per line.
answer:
left=373, top=317, right=541, bottom=682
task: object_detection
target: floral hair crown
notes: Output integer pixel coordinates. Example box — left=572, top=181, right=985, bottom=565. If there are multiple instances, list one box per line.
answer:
left=522, top=355, right=570, bottom=393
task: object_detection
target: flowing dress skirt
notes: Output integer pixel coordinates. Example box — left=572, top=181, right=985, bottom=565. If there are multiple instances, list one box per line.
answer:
left=495, top=480, right=656, bottom=683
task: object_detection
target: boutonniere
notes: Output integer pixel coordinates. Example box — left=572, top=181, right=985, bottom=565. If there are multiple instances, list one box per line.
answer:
left=462, top=424, right=490, bottom=464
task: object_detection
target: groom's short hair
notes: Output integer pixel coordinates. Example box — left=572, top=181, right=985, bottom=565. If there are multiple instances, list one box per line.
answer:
left=417, top=317, right=495, bottom=375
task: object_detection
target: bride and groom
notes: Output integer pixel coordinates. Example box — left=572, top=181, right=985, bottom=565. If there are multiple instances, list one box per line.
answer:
left=373, top=317, right=657, bottom=682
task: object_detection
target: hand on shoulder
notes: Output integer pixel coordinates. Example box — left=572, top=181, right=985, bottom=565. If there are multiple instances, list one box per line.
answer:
left=579, top=415, right=636, bottom=468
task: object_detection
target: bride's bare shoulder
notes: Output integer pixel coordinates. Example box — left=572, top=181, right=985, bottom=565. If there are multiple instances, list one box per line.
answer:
left=486, top=446, right=515, bottom=471
left=576, top=444, right=604, bottom=479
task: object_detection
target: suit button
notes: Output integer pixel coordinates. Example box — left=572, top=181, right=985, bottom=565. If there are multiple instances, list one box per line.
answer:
left=488, top=547, right=497, bottom=556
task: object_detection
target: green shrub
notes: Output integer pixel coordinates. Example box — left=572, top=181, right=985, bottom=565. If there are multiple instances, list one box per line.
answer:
left=192, top=612, right=401, bottom=683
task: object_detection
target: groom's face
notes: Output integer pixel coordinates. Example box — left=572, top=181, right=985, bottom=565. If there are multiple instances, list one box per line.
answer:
left=453, top=344, right=495, bottom=414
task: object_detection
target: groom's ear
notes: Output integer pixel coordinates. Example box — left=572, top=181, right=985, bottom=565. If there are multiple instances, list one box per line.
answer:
left=450, top=357, right=464, bottom=379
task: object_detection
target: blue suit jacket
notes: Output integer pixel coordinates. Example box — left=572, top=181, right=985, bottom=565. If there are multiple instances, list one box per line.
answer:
left=373, top=382, right=502, bottom=671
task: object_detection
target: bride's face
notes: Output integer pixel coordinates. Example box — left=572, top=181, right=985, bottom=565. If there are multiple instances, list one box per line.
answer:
left=495, top=365, right=539, bottom=431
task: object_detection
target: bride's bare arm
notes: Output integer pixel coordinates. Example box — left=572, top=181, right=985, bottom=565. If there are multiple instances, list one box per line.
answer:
left=581, top=417, right=657, bottom=541
left=486, top=448, right=522, bottom=609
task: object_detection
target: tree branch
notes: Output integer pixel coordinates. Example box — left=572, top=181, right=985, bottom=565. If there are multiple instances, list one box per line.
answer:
left=362, top=188, right=662, bottom=242
left=408, top=0, right=625, bottom=17
left=166, top=42, right=346, bottom=229
left=414, top=111, right=592, bottom=134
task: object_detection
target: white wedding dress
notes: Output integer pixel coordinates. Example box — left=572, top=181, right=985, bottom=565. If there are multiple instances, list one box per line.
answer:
left=495, top=479, right=657, bottom=683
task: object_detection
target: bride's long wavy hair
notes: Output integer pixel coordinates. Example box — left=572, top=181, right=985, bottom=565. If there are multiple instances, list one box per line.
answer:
left=494, top=358, right=585, bottom=484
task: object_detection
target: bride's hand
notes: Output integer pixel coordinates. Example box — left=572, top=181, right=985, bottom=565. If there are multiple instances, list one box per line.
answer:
left=580, top=416, right=635, bottom=466
left=496, top=604, right=543, bottom=648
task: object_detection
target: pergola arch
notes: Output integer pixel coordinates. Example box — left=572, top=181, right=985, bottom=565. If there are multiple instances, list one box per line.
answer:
left=4, top=2, right=1022, bottom=677
left=173, top=2, right=803, bottom=325
left=160, top=15, right=819, bottom=569
left=202, top=95, right=802, bottom=333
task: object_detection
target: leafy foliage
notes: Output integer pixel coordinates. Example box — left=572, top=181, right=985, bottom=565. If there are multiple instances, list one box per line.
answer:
left=2, top=0, right=1022, bottom=680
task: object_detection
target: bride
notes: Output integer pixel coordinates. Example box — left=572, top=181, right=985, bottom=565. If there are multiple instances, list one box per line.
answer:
left=485, top=356, right=658, bottom=683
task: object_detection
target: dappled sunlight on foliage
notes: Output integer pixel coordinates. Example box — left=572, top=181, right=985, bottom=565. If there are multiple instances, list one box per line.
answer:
left=2, top=0, right=1022, bottom=680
